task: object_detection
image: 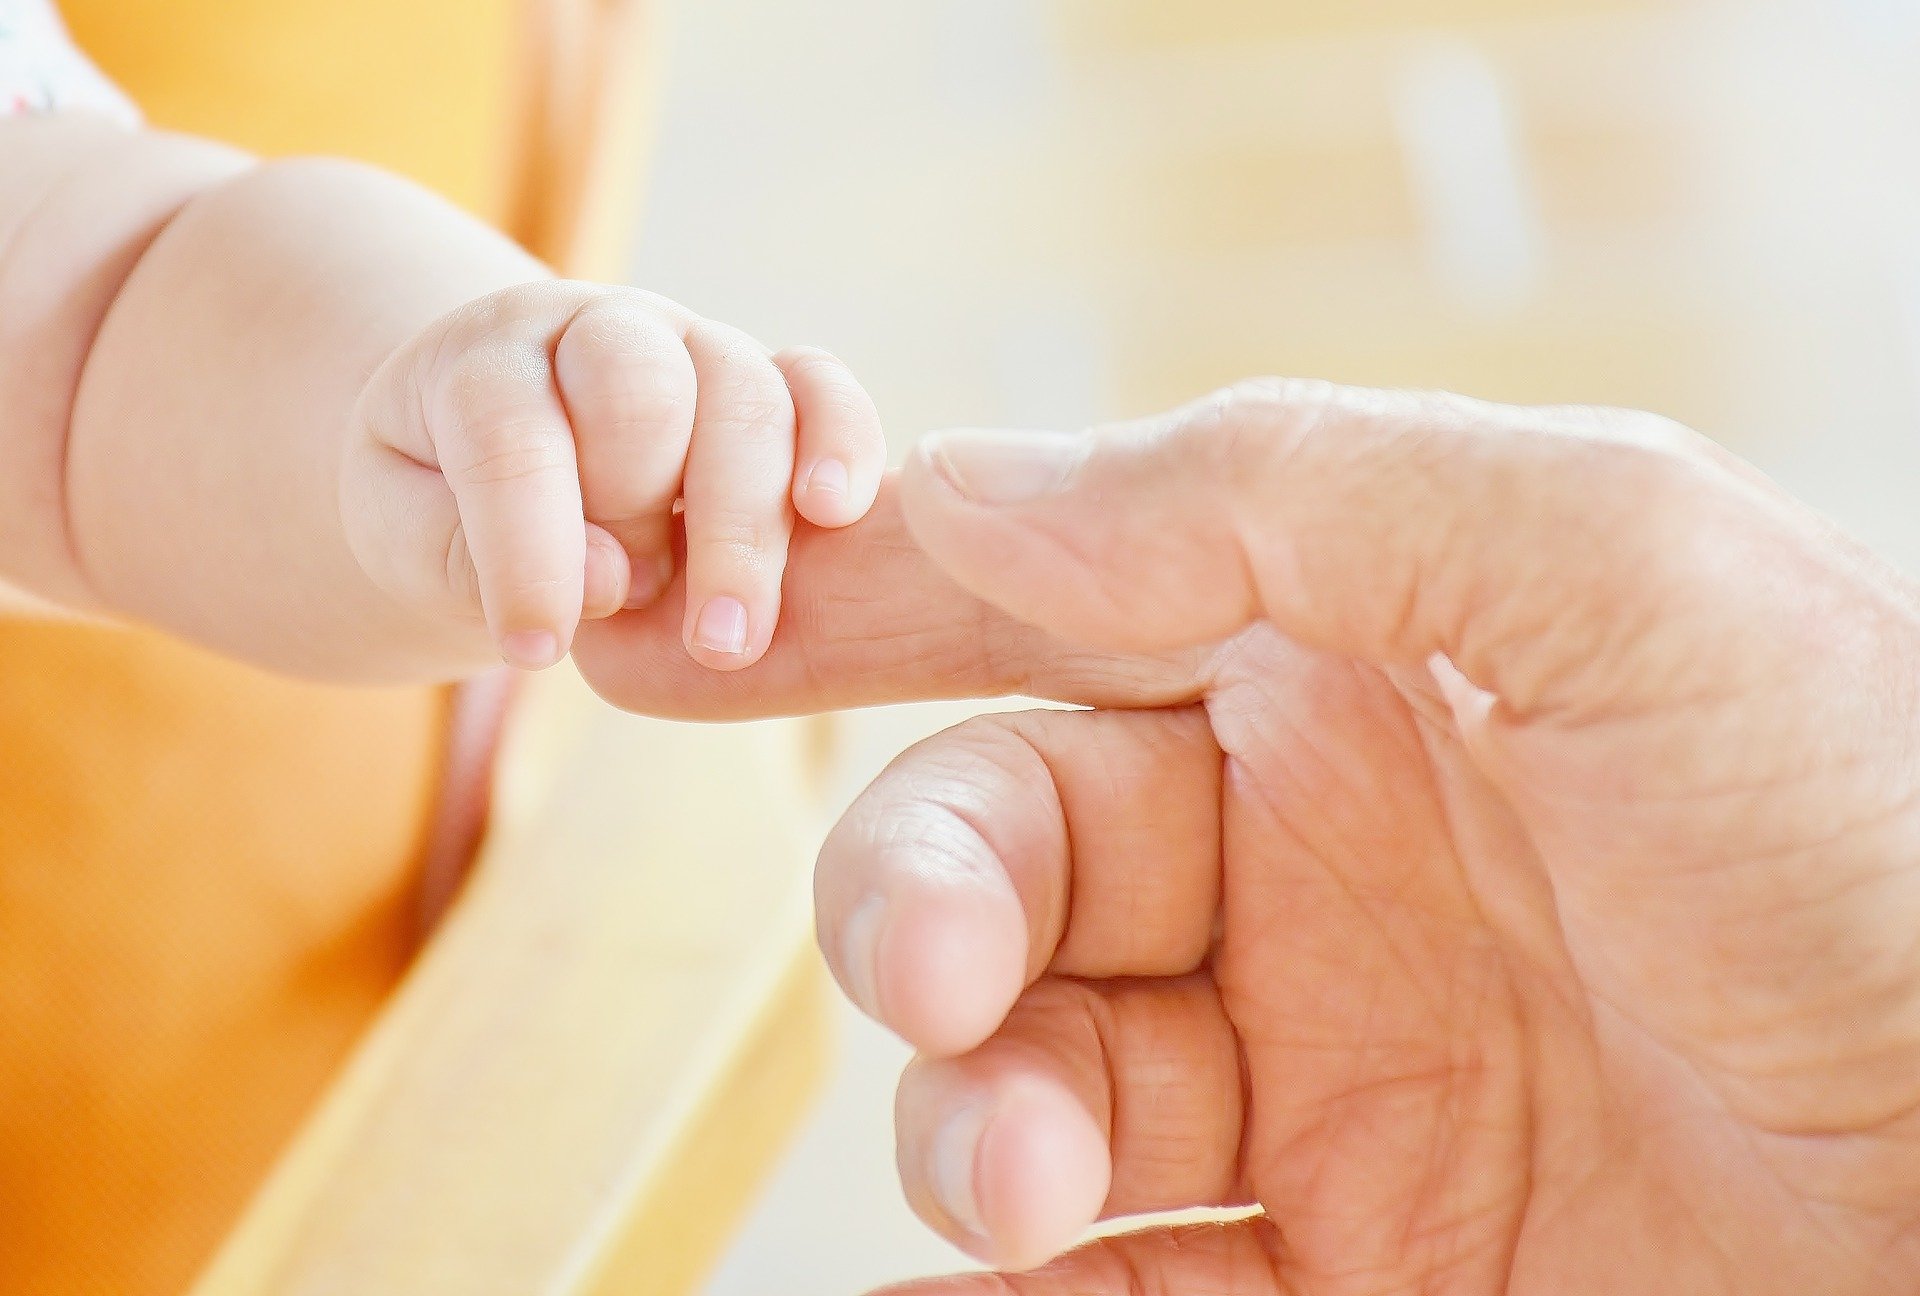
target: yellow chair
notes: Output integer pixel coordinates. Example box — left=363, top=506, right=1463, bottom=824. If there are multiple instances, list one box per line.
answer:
left=188, top=683, right=834, bottom=1296
left=5, top=3, right=829, bottom=1292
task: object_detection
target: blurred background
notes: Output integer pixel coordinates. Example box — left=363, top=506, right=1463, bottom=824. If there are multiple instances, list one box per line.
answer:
left=616, top=0, right=1920, bottom=1291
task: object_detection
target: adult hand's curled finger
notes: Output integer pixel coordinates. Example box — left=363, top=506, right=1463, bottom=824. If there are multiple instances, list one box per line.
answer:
left=819, top=380, right=1920, bottom=1293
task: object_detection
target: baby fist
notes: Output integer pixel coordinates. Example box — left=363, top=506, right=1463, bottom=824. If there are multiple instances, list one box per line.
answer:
left=341, top=281, right=884, bottom=672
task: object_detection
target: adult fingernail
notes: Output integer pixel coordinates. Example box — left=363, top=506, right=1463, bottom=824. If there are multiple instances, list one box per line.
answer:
left=839, top=896, right=887, bottom=1018
left=804, top=457, right=851, bottom=501
left=931, top=1103, right=990, bottom=1238
left=501, top=630, right=561, bottom=671
left=624, top=554, right=674, bottom=610
left=923, top=429, right=1090, bottom=505
left=692, top=596, right=749, bottom=656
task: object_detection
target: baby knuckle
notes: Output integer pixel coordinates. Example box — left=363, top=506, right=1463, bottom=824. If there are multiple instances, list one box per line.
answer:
left=436, top=300, right=557, bottom=372
left=690, top=505, right=777, bottom=558
left=457, top=422, right=573, bottom=486
left=803, top=391, right=880, bottom=441
left=778, top=346, right=849, bottom=381
left=581, top=364, right=697, bottom=438
left=563, top=316, right=696, bottom=429
left=707, top=378, right=796, bottom=439
left=438, top=344, right=550, bottom=424
left=484, top=564, right=575, bottom=609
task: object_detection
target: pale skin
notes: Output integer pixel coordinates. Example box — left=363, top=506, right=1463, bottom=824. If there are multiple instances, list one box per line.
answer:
left=576, top=380, right=1920, bottom=1294
left=0, top=113, right=885, bottom=677
left=9, top=87, right=1920, bottom=1296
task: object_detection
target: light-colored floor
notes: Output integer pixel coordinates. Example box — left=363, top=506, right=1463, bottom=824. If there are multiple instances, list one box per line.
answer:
left=705, top=1003, right=977, bottom=1294
left=626, top=1, right=1920, bottom=1290
left=701, top=703, right=1002, bottom=1295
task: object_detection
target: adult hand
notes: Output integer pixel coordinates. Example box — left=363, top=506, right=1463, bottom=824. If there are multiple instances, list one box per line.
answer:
left=577, top=380, right=1920, bottom=1294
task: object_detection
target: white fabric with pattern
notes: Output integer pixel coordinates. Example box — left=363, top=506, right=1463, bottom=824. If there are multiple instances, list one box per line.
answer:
left=0, top=0, right=135, bottom=123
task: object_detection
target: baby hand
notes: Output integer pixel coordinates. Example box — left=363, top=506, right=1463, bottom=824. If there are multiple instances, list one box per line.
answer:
left=341, top=282, right=884, bottom=672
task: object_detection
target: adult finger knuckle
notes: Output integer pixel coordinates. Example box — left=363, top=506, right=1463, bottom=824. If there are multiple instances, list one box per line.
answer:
left=1164, top=376, right=1349, bottom=483
left=1591, top=433, right=1711, bottom=525
left=897, top=718, right=1060, bottom=845
left=938, top=714, right=1050, bottom=781
left=1569, top=435, right=1740, bottom=603
left=1540, top=403, right=1716, bottom=463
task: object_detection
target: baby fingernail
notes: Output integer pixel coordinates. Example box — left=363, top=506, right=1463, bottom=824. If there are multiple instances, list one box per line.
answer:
left=931, top=1104, right=990, bottom=1238
left=923, top=429, right=1089, bottom=506
left=624, top=555, right=673, bottom=610
left=804, top=457, right=850, bottom=501
left=839, top=897, right=887, bottom=1018
left=692, top=596, right=749, bottom=656
left=501, top=630, right=561, bottom=671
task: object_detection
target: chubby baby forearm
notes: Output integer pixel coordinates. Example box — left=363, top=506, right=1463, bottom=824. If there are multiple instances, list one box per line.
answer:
left=21, top=120, right=549, bottom=679
left=0, top=115, right=887, bottom=685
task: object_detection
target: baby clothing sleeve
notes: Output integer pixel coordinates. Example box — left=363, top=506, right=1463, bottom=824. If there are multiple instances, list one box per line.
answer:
left=0, top=0, right=136, bottom=124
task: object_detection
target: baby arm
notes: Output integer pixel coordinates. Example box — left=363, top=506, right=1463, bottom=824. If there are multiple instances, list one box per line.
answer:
left=0, top=114, right=883, bottom=681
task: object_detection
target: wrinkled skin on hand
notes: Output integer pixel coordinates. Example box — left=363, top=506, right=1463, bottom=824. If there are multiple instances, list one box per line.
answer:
left=577, top=381, right=1920, bottom=1295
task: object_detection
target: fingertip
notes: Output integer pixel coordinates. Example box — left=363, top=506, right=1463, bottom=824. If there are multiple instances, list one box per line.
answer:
left=780, top=346, right=886, bottom=527
left=874, top=885, right=1027, bottom=1057
left=582, top=525, right=631, bottom=621
left=623, top=550, right=675, bottom=611
left=684, top=593, right=773, bottom=672
left=794, top=456, right=857, bottom=526
left=903, top=1067, right=1110, bottom=1272
left=500, top=628, right=566, bottom=672
left=975, top=1081, right=1111, bottom=1271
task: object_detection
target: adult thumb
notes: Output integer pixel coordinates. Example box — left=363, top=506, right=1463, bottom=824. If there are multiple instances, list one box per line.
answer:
left=899, top=378, right=1793, bottom=718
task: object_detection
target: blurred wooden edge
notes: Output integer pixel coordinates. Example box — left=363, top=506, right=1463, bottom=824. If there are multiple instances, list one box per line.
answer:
left=506, top=0, right=665, bottom=278
left=186, top=667, right=832, bottom=1296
